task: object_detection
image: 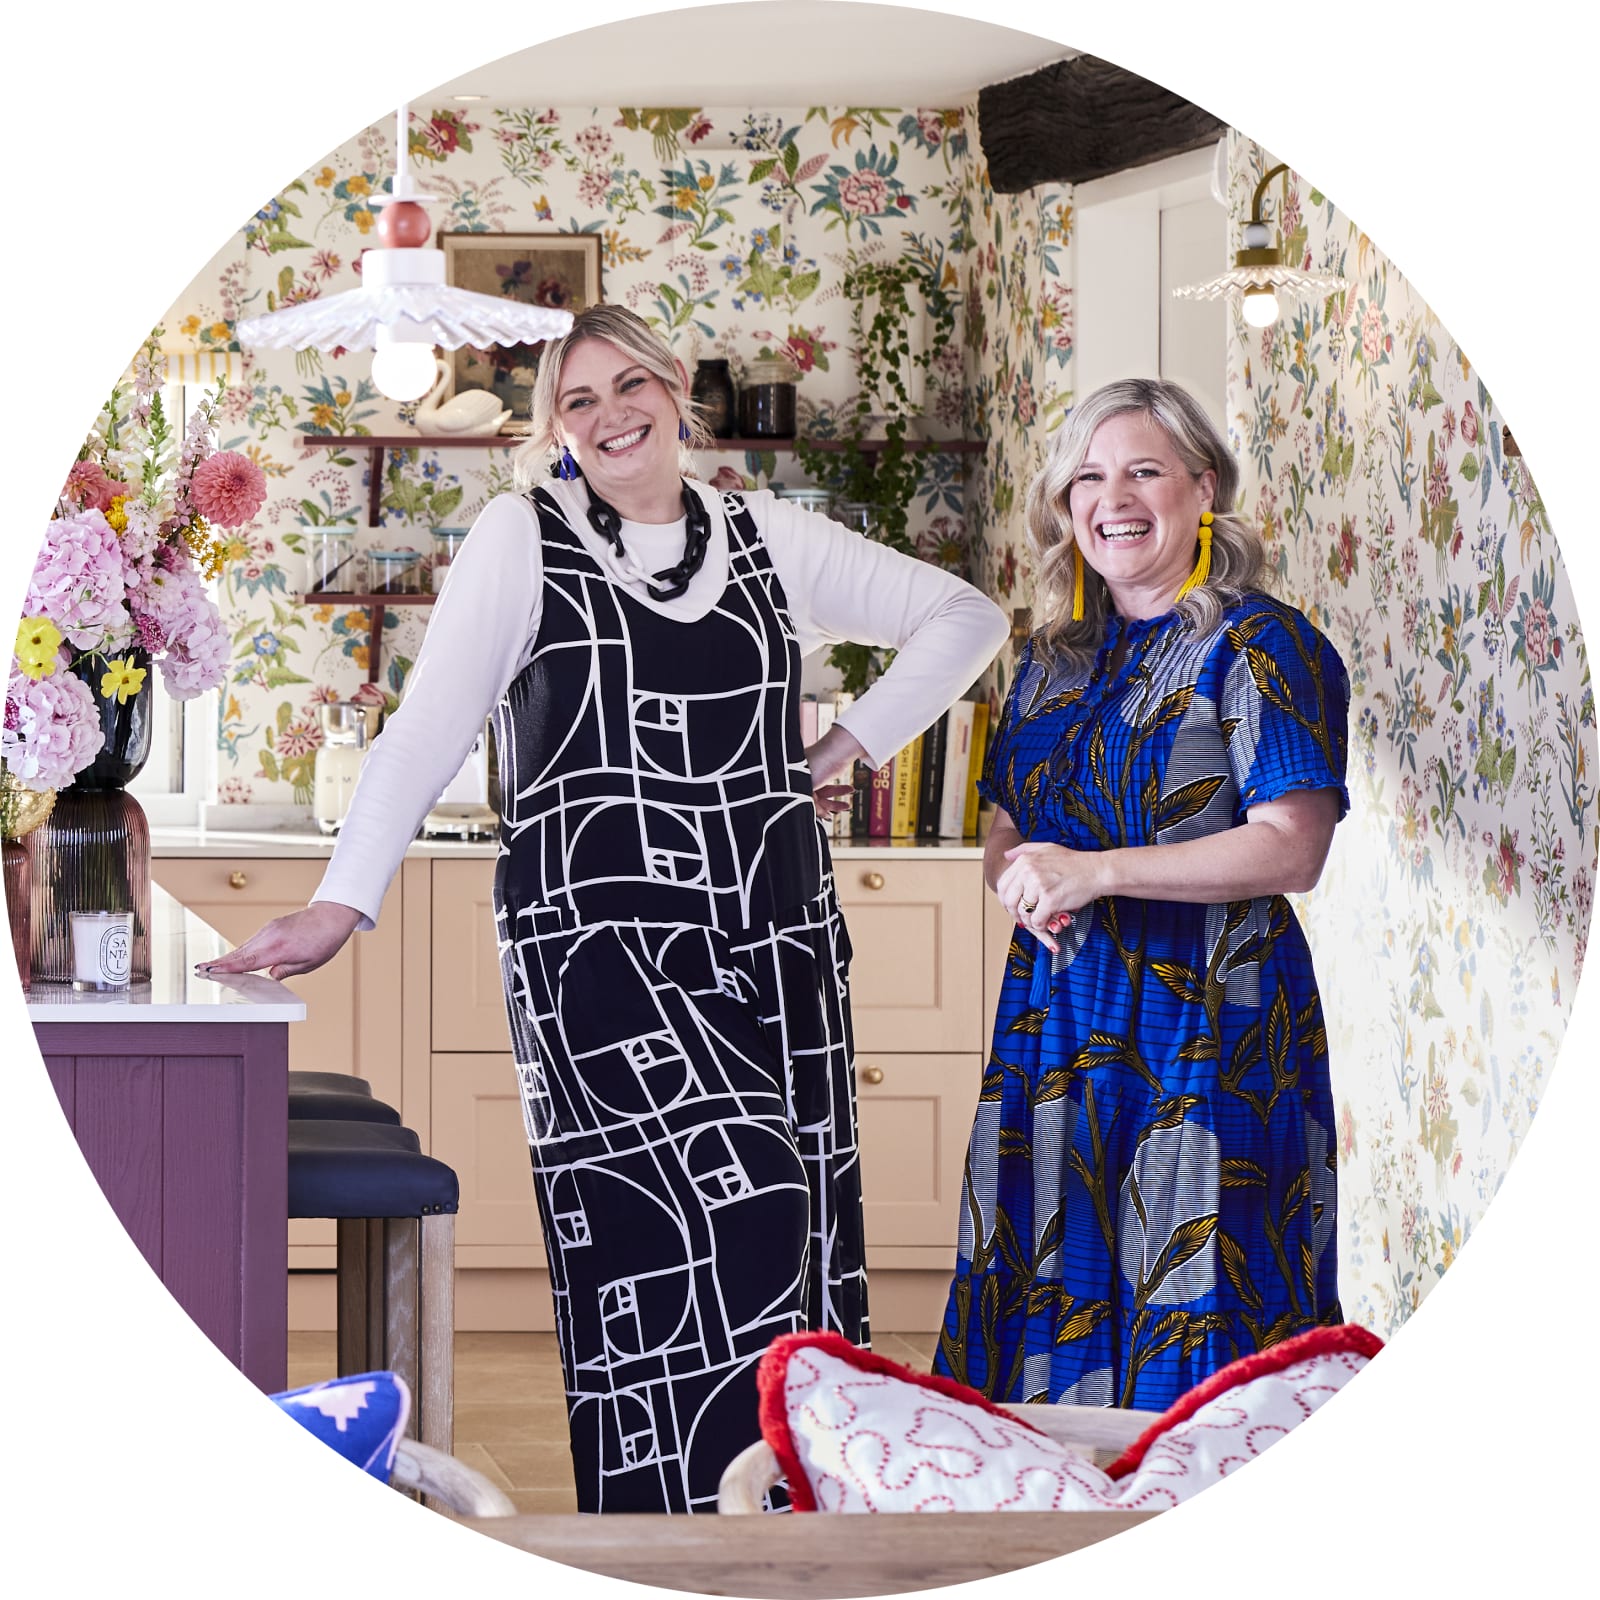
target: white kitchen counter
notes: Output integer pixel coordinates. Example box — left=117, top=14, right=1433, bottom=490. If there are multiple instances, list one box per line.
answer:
left=24, top=883, right=306, bottom=1024
left=149, top=824, right=985, bottom=861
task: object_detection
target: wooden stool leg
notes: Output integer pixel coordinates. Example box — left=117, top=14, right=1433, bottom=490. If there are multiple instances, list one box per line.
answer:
left=417, top=1213, right=455, bottom=1456
left=382, top=1216, right=421, bottom=1413
left=336, top=1217, right=382, bottom=1377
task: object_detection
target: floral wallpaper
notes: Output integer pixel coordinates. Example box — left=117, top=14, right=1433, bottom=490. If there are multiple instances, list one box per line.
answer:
left=1225, top=134, right=1592, bottom=1336
left=956, top=104, right=1074, bottom=713
left=156, top=103, right=983, bottom=805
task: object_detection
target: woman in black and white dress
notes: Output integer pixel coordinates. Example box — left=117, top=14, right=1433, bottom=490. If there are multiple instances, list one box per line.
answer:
left=204, top=306, right=1008, bottom=1513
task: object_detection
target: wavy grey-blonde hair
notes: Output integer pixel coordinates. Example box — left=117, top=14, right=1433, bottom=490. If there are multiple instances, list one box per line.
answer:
left=512, top=305, right=712, bottom=491
left=1026, top=378, right=1264, bottom=672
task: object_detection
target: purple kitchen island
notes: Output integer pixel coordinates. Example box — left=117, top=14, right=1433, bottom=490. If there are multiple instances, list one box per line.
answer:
left=29, top=885, right=304, bottom=1393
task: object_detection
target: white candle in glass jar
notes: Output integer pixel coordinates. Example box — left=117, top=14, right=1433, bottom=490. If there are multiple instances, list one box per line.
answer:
left=70, top=910, right=133, bottom=991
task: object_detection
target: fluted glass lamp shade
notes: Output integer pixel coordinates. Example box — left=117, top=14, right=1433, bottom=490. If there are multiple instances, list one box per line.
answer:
left=236, top=246, right=575, bottom=355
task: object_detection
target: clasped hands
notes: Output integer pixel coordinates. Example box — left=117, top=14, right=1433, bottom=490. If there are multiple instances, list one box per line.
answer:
left=997, top=841, right=1103, bottom=957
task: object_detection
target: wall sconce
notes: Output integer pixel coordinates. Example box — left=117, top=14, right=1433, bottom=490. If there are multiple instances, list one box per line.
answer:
left=238, top=105, right=574, bottom=400
left=1173, top=160, right=1348, bottom=329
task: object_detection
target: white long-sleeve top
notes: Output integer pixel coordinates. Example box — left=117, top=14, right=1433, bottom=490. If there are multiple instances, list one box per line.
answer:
left=314, top=477, right=1009, bottom=928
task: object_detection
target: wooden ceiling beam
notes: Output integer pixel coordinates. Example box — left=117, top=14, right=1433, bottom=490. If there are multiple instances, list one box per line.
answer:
left=977, top=54, right=1225, bottom=193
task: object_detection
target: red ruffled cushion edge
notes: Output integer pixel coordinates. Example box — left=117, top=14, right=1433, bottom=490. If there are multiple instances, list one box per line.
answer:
left=756, top=1329, right=1052, bottom=1513
left=1101, top=1323, right=1386, bottom=1480
left=756, top=1323, right=1385, bottom=1511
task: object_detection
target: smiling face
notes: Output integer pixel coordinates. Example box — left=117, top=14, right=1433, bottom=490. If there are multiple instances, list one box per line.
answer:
left=553, top=336, right=688, bottom=520
left=1067, top=411, right=1217, bottom=619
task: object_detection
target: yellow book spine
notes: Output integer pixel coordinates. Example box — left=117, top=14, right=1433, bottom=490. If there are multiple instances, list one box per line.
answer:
left=890, top=736, right=922, bottom=836
left=963, top=700, right=991, bottom=837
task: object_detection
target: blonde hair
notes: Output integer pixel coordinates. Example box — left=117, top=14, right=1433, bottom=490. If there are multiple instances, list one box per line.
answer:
left=1026, top=378, right=1264, bottom=671
left=512, top=305, right=711, bottom=491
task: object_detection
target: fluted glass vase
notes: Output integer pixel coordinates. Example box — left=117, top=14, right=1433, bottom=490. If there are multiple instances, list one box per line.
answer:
left=3, top=838, right=29, bottom=991
left=27, top=650, right=154, bottom=984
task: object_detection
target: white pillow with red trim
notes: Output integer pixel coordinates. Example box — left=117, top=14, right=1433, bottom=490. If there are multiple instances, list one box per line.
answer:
left=756, top=1325, right=1383, bottom=1513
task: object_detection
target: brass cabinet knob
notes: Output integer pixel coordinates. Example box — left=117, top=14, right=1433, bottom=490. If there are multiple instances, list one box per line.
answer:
left=862, top=871, right=886, bottom=891
left=228, top=871, right=248, bottom=890
left=861, top=1065, right=884, bottom=1085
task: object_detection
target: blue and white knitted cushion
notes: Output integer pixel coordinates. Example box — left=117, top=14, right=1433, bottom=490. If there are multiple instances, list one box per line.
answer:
left=270, top=1371, right=411, bottom=1481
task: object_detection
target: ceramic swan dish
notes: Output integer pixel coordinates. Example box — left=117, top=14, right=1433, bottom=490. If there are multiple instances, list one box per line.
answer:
left=413, top=357, right=512, bottom=435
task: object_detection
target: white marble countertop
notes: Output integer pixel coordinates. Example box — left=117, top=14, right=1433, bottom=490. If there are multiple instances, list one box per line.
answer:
left=25, top=884, right=307, bottom=1024
left=149, top=823, right=986, bottom=861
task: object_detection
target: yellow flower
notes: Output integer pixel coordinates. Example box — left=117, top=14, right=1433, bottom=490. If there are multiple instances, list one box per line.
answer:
left=180, top=315, right=202, bottom=336
left=347, top=175, right=372, bottom=197
left=334, top=390, right=351, bottom=407
left=674, top=186, right=700, bottom=208
left=209, top=321, right=230, bottom=342
left=15, top=616, right=62, bottom=680
left=697, top=174, right=714, bottom=191
left=105, top=495, right=130, bottom=534
left=315, top=165, right=336, bottom=188
left=354, top=211, right=375, bottom=234
left=100, top=657, right=148, bottom=704
left=311, top=404, right=336, bottom=427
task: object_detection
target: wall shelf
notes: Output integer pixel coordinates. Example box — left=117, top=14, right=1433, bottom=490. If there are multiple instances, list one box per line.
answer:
left=296, top=592, right=435, bottom=685
left=297, top=432, right=987, bottom=524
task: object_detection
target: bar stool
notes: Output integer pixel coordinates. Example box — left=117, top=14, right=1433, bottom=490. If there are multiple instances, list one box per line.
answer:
left=288, top=1119, right=459, bottom=1455
left=288, top=1070, right=401, bottom=1125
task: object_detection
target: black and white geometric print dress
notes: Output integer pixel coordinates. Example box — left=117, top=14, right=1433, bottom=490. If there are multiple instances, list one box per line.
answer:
left=489, top=484, right=869, bottom=1514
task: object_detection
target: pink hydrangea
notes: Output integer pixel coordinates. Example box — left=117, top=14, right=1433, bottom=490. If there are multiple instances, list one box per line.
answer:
left=2, top=666, right=104, bottom=790
left=190, top=449, right=266, bottom=527
left=157, top=598, right=231, bottom=700
left=134, top=557, right=210, bottom=636
left=25, top=509, right=132, bottom=652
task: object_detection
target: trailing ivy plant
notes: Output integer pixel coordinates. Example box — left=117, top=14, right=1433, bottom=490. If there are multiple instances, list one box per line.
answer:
left=796, top=253, right=956, bottom=696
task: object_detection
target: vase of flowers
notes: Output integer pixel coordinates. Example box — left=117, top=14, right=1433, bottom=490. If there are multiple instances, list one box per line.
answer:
left=6, top=328, right=264, bottom=984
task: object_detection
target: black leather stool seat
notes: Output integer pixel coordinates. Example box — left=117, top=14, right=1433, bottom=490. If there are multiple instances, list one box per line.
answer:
left=289, top=1088, right=401, bottom=1125
left=288, top=1120, right=458, bottom=1220
left=288, top=1070, right=373, bottom=1096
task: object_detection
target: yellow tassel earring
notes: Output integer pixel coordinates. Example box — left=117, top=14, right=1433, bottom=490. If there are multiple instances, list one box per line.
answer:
left=1070, top=544, right=1086, bottom=621
left=1175, top=510, right=1214, bottom=601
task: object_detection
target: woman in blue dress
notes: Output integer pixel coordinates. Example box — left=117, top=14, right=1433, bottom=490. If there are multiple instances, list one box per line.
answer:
left=934, top=378, right=1350, bottom=1412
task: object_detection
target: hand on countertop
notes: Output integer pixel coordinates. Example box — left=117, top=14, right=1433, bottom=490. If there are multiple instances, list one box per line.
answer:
left=197, top=901, right=364, bottom=982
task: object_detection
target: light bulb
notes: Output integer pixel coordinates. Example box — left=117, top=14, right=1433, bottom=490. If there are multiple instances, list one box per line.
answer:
left=1242, top=287, right=1280, bottom=329
left=371, top=341, right=440, bottom=401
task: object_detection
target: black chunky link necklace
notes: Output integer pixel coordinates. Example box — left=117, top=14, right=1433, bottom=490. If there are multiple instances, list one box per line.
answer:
left=583, top=481, right=711, bottom=601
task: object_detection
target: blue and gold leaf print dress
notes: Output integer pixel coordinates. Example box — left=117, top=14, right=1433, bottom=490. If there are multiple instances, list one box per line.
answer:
left=934, top=594, right=1350, bottom=1410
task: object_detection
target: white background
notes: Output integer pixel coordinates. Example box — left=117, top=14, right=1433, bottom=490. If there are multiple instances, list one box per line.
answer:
left=4, top=3, right=1591, bottom=1592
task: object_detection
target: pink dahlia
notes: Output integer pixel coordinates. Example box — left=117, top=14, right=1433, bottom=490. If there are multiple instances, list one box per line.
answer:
left=190, top=450, right=267, bottom=528
left=62, top=459, right=132, bottom=515
left=2, top=666, right=104, bottom=790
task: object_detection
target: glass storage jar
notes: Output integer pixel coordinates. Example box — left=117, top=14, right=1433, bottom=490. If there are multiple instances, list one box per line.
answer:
left=691, top=359, right=736, bottom=439
left=431, top=528, right=469, bottom=593
left=832, top=500, right=874, bottom=538
left=305, top=526, right=365, bottom=595
left=368, top=548, right=422, bottom=596
left=772, top=486, right=833, bottom=517
left=737, top=356, right=798, bottom=439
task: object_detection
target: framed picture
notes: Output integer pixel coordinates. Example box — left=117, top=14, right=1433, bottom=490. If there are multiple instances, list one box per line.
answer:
left=438, top=231, right=603, bottom=427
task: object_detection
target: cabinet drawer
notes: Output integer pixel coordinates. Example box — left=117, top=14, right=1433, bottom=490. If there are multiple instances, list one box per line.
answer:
left=430, top=1053, right=544, bottom=1261
left=836, top=858, right=986, bottom=1053
left=855, top=1051, right=981, bottom=1250
left=430, top=859, right=511, bottom=1053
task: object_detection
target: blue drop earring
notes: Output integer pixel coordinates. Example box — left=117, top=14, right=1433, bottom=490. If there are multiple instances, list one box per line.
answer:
left=557, top=445, right=579, bottom=481
left=678, top=417, right=692, bottom=443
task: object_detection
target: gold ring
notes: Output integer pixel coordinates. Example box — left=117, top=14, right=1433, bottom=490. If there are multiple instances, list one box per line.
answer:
left=1020, top=897, right=1038, bottom=913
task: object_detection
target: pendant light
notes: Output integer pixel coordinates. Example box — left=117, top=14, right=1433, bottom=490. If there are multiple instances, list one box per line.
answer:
left=237, top=105, right=575, bottom=399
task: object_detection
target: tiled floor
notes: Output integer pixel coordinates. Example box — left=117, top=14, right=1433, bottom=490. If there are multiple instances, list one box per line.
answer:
left=288, top=1328, right=941, bottom=1512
